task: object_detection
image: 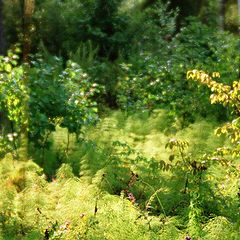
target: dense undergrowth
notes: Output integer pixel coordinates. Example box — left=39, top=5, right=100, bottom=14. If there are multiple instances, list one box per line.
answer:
left=1, top=1, right=240, bottom=239
left=1, top=110, right=239, bottom=239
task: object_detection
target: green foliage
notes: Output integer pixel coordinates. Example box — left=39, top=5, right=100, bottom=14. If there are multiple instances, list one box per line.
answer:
left=0, top=51, right=101, bottom=161
left=1, top=1, right=240, bottom=239
left=117, top=18, right=239, bottom=125
left=58, top=61, right=100, bottom=134
left=187, top=70, right=240, bottom=152
left=187, top=69, right=240, bottom=232
left=69, top=40, right=99, bottom=69
left=0, top=46, right=26, bottom=129
left=2, top=1, right=22, bottom=50
left=125, top=0, right=178, bottom=54
left=33, top=0, right=129, bottom=60
left=1, top=107, right=240, bottom=239
left=0, top=155, right=161, bottom=239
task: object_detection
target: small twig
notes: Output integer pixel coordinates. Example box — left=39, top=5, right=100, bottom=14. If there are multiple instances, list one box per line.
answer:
left=66, top=129, right=70, bottom=155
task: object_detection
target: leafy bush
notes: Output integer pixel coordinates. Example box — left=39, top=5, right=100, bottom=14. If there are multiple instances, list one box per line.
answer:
left=0, top=51, right=101, bottom=160
left=117, top=19, right=239, bottom=124
left=187, top=69, right=240, bottom=154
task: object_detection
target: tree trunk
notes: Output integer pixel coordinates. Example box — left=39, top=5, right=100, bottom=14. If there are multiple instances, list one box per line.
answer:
left=238, top=0, right=240, bottom=29
left=22, top=0, right=35, bottom=62
left=0, top=0, right=5, bottom=55
left=220, top=0, right=227, bottom=29
left=19, top=0, right=35, bottom=160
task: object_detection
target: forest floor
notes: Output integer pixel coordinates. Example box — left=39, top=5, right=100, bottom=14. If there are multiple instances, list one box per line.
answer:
left=1, top=110, right=239, bottom=239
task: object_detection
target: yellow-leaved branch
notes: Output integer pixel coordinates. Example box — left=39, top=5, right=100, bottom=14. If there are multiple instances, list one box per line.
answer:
left=187, top=69, right=240, bottom=146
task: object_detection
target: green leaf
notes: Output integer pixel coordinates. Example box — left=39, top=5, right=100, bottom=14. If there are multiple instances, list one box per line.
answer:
left=4, top=64, right=12, bottom=73
left=11, top=60, right=18, bottom=66
left=169, top=154, right=175, bottom=161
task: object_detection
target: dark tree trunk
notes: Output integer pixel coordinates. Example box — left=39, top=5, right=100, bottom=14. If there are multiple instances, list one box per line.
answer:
left=0, top=0, right=5, bottom=55
left=220, top=0, right=227, bottom=29
left=22, top=0, right=35, bottom=62
left=19, top=0, right=35, bottom=160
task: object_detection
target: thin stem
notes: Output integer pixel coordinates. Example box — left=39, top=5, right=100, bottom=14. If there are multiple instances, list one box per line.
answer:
left=140, top=179, right=166, bottom=216
left=184, top=173, right=189, bottom=194
left=66, top=129, right=70, bottom=155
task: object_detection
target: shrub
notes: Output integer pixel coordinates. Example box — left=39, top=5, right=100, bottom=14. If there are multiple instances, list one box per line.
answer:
left=117, top=19, right=239, bottom=124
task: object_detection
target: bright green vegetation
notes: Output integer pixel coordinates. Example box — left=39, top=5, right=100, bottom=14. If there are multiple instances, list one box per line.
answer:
left=1, top=110, right=239, bottom=239
left=0, top=0, right=240, bottom=239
